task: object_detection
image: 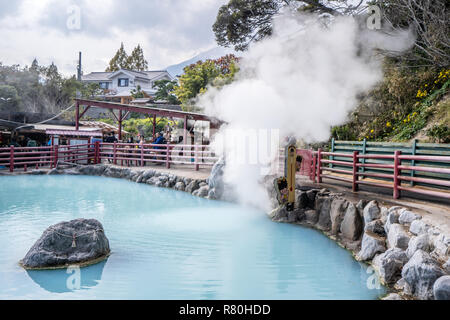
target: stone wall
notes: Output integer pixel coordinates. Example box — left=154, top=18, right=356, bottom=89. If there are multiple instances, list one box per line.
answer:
left=46, top=164, right=214, bottom=199
left=267, top=184, right=450, bottom=300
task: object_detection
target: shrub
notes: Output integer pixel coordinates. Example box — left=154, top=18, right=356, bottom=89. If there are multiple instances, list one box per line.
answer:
left=427, top=124, right=450, bottom=143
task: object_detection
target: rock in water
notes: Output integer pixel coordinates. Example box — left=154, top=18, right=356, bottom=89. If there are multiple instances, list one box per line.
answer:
left=20, top=219, right=110, bottom=269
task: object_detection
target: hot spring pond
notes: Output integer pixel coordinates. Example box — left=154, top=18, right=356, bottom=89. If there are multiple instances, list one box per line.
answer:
left=0, top=175, right=385, bottom=299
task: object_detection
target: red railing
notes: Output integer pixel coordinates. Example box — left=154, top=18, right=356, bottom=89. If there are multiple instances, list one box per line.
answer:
left=0, top=142, right=218, bottom=173
left=297, top=149, right=450, bottom=200
left=99, top=142, right=218, bottom=170
left=0, top=143, right=99, bottom=172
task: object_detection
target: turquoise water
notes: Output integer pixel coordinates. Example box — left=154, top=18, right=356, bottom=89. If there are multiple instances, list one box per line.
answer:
left=0, top=175, right=385, bottom=299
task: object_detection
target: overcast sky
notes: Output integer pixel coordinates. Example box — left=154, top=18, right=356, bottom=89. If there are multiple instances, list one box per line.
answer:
left=0, top=0, right=228, bottom=76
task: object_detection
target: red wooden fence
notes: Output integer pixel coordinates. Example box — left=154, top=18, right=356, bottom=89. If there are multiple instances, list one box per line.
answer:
left=0, top=142, right=218, bottom=173
left=296, top=149, right=450, bottom=200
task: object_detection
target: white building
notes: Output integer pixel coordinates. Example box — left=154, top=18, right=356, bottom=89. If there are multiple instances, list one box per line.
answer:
left=81, top=69, right=174, bottom=103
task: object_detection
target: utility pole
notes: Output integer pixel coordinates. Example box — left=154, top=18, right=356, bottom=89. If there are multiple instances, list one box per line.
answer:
left=76, top=52, right=82, bottom=99
left=77, top=51, right=82, bottom=81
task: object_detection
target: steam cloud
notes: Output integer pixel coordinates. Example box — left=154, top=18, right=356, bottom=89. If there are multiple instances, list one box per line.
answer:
left=199, top=13, right=415, bottom=210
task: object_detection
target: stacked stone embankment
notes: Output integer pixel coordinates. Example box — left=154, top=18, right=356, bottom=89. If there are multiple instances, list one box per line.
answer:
left=267, top=183, right=450, bottom=300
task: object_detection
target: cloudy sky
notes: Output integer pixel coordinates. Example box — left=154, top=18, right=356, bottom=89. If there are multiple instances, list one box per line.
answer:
left=0, top=0, right=228, bottom=75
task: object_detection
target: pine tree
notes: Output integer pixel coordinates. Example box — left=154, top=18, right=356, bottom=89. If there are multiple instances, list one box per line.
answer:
left=106, top=43, right=129, bottom=72
left=127, top=45, right=148, bottom=71
left=30, top=58, right=40, bottom=74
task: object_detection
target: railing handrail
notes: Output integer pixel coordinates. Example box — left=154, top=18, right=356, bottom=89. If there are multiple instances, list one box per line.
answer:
left=0, top=142, right=217, bottom=173
left=296, top=148, right=449, bottom=201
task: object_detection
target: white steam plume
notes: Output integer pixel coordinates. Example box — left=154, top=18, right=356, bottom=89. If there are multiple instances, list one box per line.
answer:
left=198, top=13, right=414, bottom=211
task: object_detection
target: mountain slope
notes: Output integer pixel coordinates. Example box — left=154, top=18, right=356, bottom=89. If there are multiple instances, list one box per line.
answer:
left=166, top=47, right=236, bottom=77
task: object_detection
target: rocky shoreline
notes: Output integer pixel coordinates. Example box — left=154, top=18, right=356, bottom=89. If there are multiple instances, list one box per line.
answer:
left=267, top=185, right=450, bottom=300
left=10, top=164, right=450, bottom=300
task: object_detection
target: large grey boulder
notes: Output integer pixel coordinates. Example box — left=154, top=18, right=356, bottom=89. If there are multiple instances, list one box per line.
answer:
left=174, top=181, right=185, bottom=191
left=387, top=223, right=411, bottom=250
left=306, top=189, right=318, bottom=209
left=208, top=158, right=225, bottom=198
left=305, top=210, right=319, bottom=224
left=329, top=198, right=348, bottom=235
left=20, top=219, right=110, bottom=269
left=401, top=250, right=445, bottom=300
left=296, top=191, right=308, bottom=209
left=410, top=219, right=429, bottom=236
left=384, top=208, right=401, bottom=234
left=431, top=233, right=450, bottom=258
left=372, top=248, right=408, bottom=284
left=433, top=276, right=450, bottom=300
left=406, top=234, right=430, bottom=258
left=364, top=219, right=386, bottom=237
left=186, top=180, right=200, bottom=194
left=357, top=232, right=386, bottom=261
left=77, top=164, right=106, bottom=176
left=193, top=185, right=209, bottom=197
left=382, top=293, right=403, bottom=300
left=271, top=206, right=288, bottom=222
left=443, top=258, right=450, bottom=274
left=363, top=200, right=380, bottom=225
left=340, top=202, right=363, bottom=241
left=142, top=170, right=155, bottom=181
left=398, top=210, right=421, bottom=225
left=315, top=195, right=333, bottom=231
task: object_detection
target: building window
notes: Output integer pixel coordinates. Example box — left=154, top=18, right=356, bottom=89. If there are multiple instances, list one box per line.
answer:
left=99, top=82, right=109, bottom=89
left=118, top=78, right=129, bottom=87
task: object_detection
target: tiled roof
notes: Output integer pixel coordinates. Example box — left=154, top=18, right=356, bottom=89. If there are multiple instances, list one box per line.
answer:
left=82, top=69, right=172, bottom=82
left=81, top=72, right=111, bottom=81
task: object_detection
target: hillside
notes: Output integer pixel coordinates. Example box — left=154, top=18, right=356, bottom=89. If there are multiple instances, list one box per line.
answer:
left=331, top=64, right=450, bottom=144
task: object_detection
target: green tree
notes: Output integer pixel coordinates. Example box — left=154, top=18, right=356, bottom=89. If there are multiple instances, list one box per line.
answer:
left=106, top=42, right=129, bottom=71
left=154, top=79, right=180, bottom=104
left=213, top=0, right=365, bottom=51
left=127, top=45, right=148, bottom=71
left=173, top=54, right=239, bottom=110
left=131, top=85, right=145, bottom=99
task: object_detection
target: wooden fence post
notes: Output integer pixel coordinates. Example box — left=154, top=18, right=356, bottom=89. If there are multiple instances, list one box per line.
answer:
left=393, top=150, right=401, bottom=199
left=317, top=148, right=322, bottom=183
left=361, top=138, right=367, bottom=175
left=410, top=139, right=417, bottom=186
left=9, top=145, right=14, bottom=173
left=194, top=145, right=199, bottom=171
left=54, top=145, right=59, bottom=168
left=352, top=151, right=359, bottom=192
left=311, top=151, right=317, bottom=182
left=113, top=142, right=117, bottom=165
left=141, top=145, right=144, bottom=167
left=95, top=141, right=100, bottom=164
left=166, top=144, right=170, bottom=169
left=330, top=138, right=335, bottom=169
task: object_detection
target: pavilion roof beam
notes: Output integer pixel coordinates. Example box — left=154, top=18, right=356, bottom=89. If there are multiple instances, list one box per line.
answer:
left=75, top=99, right=223, bottom=123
